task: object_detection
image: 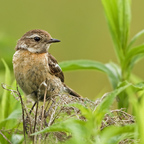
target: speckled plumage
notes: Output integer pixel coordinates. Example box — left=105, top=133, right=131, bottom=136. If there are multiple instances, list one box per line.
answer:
left=13, top=29, right=81, bottom=101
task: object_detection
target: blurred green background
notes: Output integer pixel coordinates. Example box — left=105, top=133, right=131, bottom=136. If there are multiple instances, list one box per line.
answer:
left=0, top=0, right=144, bottom=99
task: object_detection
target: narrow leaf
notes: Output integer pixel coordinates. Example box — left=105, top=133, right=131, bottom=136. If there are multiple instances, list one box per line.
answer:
left=124, top=44, right=144, bottom=69
left=94, top=81, right=131, bottom=127
left=100, top=124, right=135, bottom=144
left=127, top=29, right=144, bottom=50
left=59, top=60, right=119, bottom=88
left=31, top=118, right=85, bottom=136
left=59, top=60, right=110, bottom=72
left=0, top=59, right=11, bottom=121
left=101, top=0, right=131, bottom=63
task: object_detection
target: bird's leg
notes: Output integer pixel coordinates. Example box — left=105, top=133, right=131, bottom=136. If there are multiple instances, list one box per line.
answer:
left=25, top=92, right=38, bottom=134
left=24, top=101, right=37, bottom=135
left=29, top=101, right=37, bottom=114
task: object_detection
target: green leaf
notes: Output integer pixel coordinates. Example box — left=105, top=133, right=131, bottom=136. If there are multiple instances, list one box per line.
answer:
left=136, top=96, right=144, bottom=144
left=127, top=29, right=144, bottom=50
left=124, top=44, right=144, bottom=70
left=101, top=0, right=131, bottom=63
left=0, top=109, right=22, bottom=129
left=105, top=62, right=121, bottom=88
left=11, top=134, right=24, bottom=144
left=31, top=118, right=85, bottom=136
left=129, top=54, right=144, bottom=70
left=100, top=124, right=136, bottom=144
left=126, top=44, right=144, bottom=61
left=0, top=59, right=21, bottom=131
left=2, top=109, right=21, bottom=122
left=128, top=93, right=144, bottom=144
left=66, top=103, right=92, bottom=119
left=59, top=60, right=110, bottom=72
left=94, top=81, right=131, bottom=127
left=59, top=60, right=119, bottom=88
left=0, top=59, right=11, bottom=121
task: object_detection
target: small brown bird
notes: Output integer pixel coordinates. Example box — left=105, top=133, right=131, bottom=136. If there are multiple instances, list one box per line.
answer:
left=13, top=29, right=81, bottom=101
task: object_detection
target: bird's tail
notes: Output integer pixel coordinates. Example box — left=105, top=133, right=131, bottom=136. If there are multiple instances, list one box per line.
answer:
left=64, top=84, right=82, bottom=98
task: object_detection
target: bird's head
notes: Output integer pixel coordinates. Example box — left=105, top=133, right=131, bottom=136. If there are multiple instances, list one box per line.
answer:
left=15, top=29, right=60, bottom=53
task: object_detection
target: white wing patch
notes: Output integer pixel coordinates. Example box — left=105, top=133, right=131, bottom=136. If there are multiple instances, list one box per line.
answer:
left=55, top=63, right=62, bottom=70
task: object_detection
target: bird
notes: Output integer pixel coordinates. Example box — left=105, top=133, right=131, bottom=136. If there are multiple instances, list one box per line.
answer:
left=13, top=29, right=81, bottom=102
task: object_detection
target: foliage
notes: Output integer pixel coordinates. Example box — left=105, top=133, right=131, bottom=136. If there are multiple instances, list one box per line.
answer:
left=101, top=0, right=144, bottom=108
left=0, top=60, right=22, bottom=144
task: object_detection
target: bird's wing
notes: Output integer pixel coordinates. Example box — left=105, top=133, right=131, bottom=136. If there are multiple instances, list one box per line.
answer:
left=48, top=53, right=81, bottom=98
left=48, top=53, right=64, bottom=82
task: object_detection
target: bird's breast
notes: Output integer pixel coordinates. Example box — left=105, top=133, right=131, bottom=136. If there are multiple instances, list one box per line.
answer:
left=13, top=50, right=50, bottom=95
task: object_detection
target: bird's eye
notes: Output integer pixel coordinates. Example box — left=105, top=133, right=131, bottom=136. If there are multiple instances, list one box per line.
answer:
left=34, top=36, right=41, bottom=42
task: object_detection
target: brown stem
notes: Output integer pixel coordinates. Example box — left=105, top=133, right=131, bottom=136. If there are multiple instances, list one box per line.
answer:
left=0, top=131, right=12, bottom=144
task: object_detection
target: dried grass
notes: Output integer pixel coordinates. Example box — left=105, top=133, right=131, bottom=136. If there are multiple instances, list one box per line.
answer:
left=1, top=83, right=136, bottom=144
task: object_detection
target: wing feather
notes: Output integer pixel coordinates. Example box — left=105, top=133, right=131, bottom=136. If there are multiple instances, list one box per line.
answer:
left=48, top=53, right=64, bottom=82
left=48, top=53, right=81, bottom=98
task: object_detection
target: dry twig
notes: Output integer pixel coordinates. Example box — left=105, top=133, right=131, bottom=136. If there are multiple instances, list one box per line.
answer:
left=0, top=131, right=12, bottom=144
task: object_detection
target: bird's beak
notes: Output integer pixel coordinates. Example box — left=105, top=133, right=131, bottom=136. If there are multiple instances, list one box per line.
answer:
left=47, top=38, right=60, bottom=44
